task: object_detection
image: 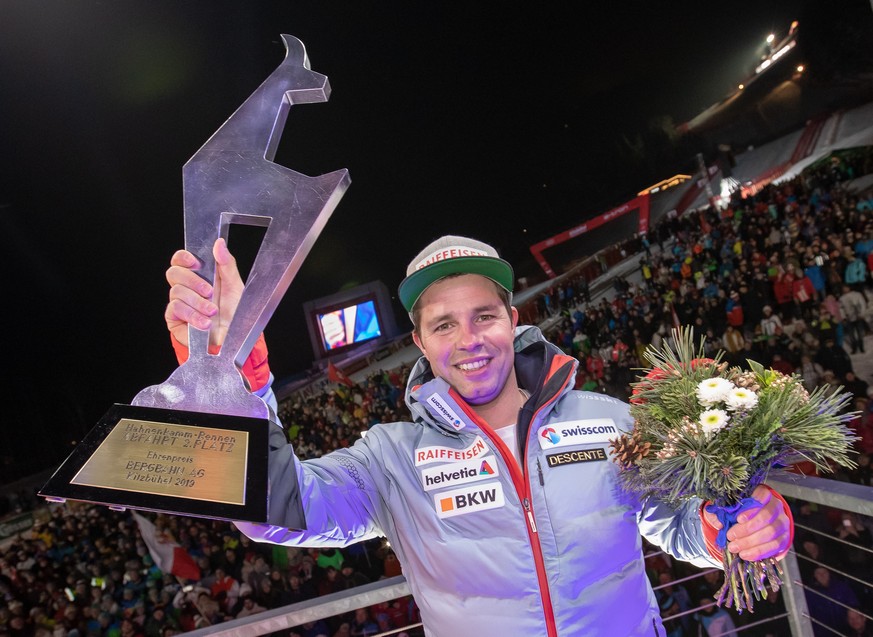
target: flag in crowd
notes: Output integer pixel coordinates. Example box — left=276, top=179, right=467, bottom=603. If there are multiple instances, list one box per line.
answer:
left=132, top=512, right=201, bottom=581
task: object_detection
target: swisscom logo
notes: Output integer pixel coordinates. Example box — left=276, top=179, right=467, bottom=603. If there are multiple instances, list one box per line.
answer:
left=537, top=419, right=618, bottom=449
left=426, top=393, right=465, bottom=431
left=540, top=427, right=561, bottom=445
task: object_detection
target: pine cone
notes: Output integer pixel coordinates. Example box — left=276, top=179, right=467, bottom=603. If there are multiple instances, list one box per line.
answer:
left=609, top=432, right=652, bottom=470
left=734, top=371, right=761, bottom=393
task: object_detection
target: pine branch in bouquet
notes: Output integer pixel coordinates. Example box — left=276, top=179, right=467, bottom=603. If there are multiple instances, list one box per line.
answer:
left=610, top=326, right=859, bottom=612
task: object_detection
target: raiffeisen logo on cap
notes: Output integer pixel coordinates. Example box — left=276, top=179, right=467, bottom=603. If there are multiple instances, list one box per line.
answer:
left=536, top=419, right=618, bottom=449
left=414, top=246, right=489, bottom=270
left=426, top=393, right=465, bottom=431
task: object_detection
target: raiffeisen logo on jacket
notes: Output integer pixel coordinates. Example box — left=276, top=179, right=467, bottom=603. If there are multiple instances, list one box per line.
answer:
left=536, top=419, right=618, bottom=449
left=415, top=436, right=489, bottom=466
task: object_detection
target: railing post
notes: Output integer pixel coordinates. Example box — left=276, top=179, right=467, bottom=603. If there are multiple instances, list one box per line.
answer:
left=780, top=550, right=814, bottom=637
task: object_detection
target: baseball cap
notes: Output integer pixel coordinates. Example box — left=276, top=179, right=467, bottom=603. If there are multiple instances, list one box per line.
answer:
left=398, top=235, right=514, bottom=312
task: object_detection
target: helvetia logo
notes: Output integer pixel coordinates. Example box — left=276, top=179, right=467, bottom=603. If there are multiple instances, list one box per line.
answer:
left=420, top=456, right=500, bottom=491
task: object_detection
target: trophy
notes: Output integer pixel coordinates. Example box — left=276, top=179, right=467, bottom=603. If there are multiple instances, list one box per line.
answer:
left=39, top=35, right=351, bottom=523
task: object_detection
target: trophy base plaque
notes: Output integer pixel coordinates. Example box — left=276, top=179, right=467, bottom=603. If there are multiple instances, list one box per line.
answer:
left=40, top=404, right=268, bottom=523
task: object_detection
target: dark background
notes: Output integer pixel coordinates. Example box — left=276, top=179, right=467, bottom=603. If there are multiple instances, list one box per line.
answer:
left=2, top=0, right=872, bottom=479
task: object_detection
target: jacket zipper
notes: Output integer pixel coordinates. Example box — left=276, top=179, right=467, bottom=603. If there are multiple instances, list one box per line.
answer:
left=459, top=407, right=557, bottom=637
left=523, top=497, right=537, bottom=532
left=448, top=360, right=574, bottom=637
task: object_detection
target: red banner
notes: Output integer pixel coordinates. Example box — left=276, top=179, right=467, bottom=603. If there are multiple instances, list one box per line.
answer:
left=529, top=194, right=651, bottom=277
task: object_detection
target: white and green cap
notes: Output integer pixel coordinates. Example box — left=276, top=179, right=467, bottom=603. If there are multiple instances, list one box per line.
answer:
left=398, top=235, right=514, bottom=312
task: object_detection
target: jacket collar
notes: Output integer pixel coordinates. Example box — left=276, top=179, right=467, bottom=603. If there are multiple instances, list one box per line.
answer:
left=405, top=325, right=578, bottom=435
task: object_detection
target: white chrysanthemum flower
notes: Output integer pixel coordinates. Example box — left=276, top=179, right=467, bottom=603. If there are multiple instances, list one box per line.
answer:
left=725, top=387, right=759, bottom=411
left=696, top=377, right=735, bottom=406
left=699, top=409, right=730, bottom=436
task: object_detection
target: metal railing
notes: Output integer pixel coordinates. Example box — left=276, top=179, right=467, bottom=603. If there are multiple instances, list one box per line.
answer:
left=183, top=473, right=873, bottom=637
left=768, top=473, right=873, bottom=637
left=182, top=576, right=412, bottom=637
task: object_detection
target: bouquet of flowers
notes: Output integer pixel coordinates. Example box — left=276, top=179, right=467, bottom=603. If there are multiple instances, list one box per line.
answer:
left=610, top=327, right=857, bottom=612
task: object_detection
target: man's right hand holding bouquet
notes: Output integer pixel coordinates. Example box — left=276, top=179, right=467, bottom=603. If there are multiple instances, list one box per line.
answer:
left=612, top=327, right=856, bottom=611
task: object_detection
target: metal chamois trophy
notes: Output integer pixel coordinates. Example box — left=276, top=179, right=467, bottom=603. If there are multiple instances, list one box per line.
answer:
left=40, top=35, right=350, bottom=522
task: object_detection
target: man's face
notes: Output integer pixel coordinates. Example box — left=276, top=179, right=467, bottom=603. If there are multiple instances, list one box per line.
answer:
left=848, top=610, right=866, bottom=631
left=413, top=274, right=518, bottom=406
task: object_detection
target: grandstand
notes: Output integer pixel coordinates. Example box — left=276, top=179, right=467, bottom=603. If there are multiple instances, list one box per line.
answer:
left=3, top=80, right=873, bottom=637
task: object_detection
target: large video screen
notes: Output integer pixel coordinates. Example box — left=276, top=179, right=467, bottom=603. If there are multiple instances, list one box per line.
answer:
left=316, top=299, right=382, bottom=352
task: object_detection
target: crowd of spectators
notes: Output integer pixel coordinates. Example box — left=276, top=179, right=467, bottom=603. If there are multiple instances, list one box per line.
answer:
left=275, top=367, right=414, bottom=463
left=2, top=162, right=873, bottom=637
left=0, top=502, right=419, bottom=637
left=535, top=162, right=873, bottom=636
left=538, top=163, right=873, bottom=441
left=0, top=357, right=424, bottom=637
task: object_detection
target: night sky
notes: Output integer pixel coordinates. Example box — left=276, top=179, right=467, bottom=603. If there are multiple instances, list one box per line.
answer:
left=0, top=0, right=840, bottom=476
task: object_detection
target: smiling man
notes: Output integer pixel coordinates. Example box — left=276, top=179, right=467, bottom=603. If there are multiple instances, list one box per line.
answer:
left=164, top=235, right=792, bottom=636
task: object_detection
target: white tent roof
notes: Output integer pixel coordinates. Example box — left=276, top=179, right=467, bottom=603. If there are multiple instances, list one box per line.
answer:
left=771, top=100, right=873, bottom=183
left=732, top=129, right=803, bottom=184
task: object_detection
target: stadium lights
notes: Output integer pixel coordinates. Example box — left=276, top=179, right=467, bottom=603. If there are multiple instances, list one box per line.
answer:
left=638, top=174, right=692, bottom=196
left=716, top=177, right=741, bottom=209
left=755, top=39, right=797, bottom=75
left=796, top=64, right=805, bottom=73
left=766, top=33, right=776, bottom=44
left=738, top=83, right=745, bottom=90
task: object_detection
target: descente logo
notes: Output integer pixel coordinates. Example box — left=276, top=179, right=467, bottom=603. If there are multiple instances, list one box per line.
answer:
left=426, top=393, right=465, bottom=431
left=536, top=419, right=618, bottom=449
left=546, top=448, right=607, bottom=467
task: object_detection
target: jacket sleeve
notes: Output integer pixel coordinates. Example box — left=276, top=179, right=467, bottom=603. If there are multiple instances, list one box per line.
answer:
left=637, top=497, right=723, bottom=570
left=235, top=425, right=389, bottom=549
left=169, top=332, right=385, bottom=547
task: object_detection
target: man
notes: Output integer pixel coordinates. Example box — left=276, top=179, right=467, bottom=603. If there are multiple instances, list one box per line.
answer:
left=165, top=235, right=792, bottom=636
left=694, top=598, right=738, bottom=637
left=235, top=594, right=266, bottom=619
left=839, top=284, right=868, bottom=354
left=847, top=608, right=873, bottom=637
left=845, top=252, right=868, bottom=292
left=807, top=566, right=860, bottom=637
left=816, top=337, right=854, bottom=380
left=759, top=305, right=783, bottom=338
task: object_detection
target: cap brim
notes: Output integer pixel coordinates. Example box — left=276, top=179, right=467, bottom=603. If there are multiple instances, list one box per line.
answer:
left=399, top=257, right=513, bottom=312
